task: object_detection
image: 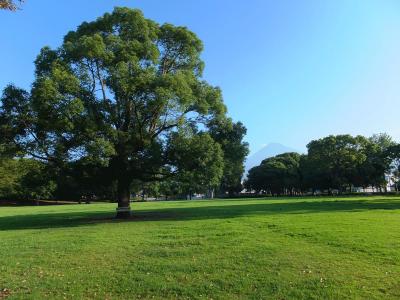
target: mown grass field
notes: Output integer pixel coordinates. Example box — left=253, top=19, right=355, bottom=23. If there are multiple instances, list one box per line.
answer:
left=1, top=196, right=400, bottom=299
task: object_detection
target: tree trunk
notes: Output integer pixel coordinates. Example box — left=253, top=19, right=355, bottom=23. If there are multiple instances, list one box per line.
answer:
left=116, top=177, right=131, bottom=219
left=209, top=187, right=214, bottom=199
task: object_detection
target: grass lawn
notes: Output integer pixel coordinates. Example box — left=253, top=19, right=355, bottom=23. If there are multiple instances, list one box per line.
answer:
left=1, top=196, right=400, bottom=299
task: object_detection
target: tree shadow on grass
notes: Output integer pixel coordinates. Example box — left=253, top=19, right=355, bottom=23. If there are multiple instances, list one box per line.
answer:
left=0, top=210, right=113, bottom=231
left=1, top=198, right=400, bottom=231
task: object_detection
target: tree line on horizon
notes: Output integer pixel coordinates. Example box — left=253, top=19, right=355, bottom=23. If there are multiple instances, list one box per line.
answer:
left=245, top=133, right=400, bottom=195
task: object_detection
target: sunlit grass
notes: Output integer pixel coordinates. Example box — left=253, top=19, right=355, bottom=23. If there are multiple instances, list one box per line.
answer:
left=1, top=196, right=400, bottom=299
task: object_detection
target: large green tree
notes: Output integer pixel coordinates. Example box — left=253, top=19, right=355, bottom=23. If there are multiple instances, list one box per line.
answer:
left=0, top=8, right=226, bottom=217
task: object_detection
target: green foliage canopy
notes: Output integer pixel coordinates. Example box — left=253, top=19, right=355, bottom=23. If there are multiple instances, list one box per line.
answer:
left=0, top=8, right=228, bottom=214
left=208, top=118, right=249, bottom=196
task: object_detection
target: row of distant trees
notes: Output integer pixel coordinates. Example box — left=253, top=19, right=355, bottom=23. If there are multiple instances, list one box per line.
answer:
left=245, top=134, right=400, bottom=195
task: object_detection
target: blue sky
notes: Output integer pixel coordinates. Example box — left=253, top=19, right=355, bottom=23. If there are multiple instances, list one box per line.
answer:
left=1, top=0, right=400, bottom=154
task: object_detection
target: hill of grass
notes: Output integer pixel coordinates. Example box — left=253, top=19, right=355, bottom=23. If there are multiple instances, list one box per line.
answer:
left=1, top=196, right=399, bottom=299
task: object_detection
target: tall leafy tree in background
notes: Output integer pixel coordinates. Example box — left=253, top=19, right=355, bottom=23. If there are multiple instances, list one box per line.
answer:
left=246, top=152, right=301, bottom=195
left=208, top=118, right=249, bottom=196
left=0, top=158, right=55, bottom=201
left=168, top=132, right=224, bottom=199
left=0, top=8, right=226, bottom=217
left=388, top=143, right=400, bottom=191
left=305, top=135, right=368, bottom=192
left=359, top=133, right=397, bottom=191
left=275, top=152, right=302, bottom=194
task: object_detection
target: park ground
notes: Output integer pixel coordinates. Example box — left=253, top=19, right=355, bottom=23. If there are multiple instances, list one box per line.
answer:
left=0, top=196, right=400, bottom=299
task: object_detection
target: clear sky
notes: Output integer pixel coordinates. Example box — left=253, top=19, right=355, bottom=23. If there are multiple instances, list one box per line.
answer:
left=1, top=0, right=400, bottom=154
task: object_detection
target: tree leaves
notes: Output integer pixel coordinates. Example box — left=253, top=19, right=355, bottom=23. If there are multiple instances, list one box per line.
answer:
left=0, top=0, right=23, bottom=11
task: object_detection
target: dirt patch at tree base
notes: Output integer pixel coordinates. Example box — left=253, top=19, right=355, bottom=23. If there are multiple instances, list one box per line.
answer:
left=0, top=289, right=11, bottom=299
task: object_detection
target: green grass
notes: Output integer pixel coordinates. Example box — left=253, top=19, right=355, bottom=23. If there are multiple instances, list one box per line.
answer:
left=1, top=196, right=400, bottom=299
